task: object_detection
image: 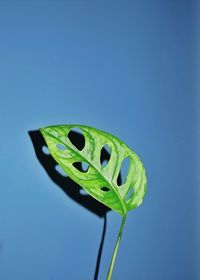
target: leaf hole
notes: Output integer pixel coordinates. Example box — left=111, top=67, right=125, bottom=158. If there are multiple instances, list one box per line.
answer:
left=68, top=128, right=85, bottom=151
left=73, top=162, right=89, bottom=173
left=117, top=157, right=130, bottom=186
left=55, top=164, right=67, bottom=177
left=56, top=143, right=67, bottom=151
left=100, top=144, right=111, bottom=168
left=125, top=188, right=134, bottom=201
left=42, top=146, right=50, bottom=155
left=101, top=187, right=110, bottom=192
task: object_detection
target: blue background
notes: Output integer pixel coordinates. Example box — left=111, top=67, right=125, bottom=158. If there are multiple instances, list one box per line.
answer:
left=0, top=1, right=199, bottom=280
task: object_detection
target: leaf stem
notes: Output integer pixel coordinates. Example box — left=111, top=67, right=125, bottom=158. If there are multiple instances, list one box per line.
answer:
left=106, top=215, right=127, bottom=280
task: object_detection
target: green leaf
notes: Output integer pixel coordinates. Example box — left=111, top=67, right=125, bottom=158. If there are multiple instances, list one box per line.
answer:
left=40, top=124, right=147, bottom=216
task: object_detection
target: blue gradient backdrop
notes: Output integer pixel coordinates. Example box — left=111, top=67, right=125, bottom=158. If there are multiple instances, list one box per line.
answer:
left=0, top=1, right=198, bottom=280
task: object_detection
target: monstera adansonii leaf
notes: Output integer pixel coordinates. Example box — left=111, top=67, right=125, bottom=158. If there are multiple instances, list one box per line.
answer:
left=40, top=124, right=146, bottom=216
left=40, top=124, right=147, bottom=280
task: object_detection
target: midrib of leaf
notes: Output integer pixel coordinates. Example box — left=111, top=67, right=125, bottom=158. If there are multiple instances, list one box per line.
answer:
left=41, top=129, right=127, bottom=216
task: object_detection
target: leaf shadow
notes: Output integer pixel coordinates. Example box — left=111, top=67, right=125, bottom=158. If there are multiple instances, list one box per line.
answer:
left=28, top=129, right=122, bottom=280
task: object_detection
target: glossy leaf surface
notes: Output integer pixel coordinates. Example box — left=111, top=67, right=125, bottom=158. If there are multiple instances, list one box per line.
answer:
left=40, top=125, right=147, bottom=216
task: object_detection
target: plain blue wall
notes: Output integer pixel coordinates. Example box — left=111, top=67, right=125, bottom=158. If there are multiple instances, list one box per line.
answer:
left=0, top=1, right=198, bottom=280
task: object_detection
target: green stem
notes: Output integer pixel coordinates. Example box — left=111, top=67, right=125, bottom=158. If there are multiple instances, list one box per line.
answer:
left=106, top=215, right=127, bottom=280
